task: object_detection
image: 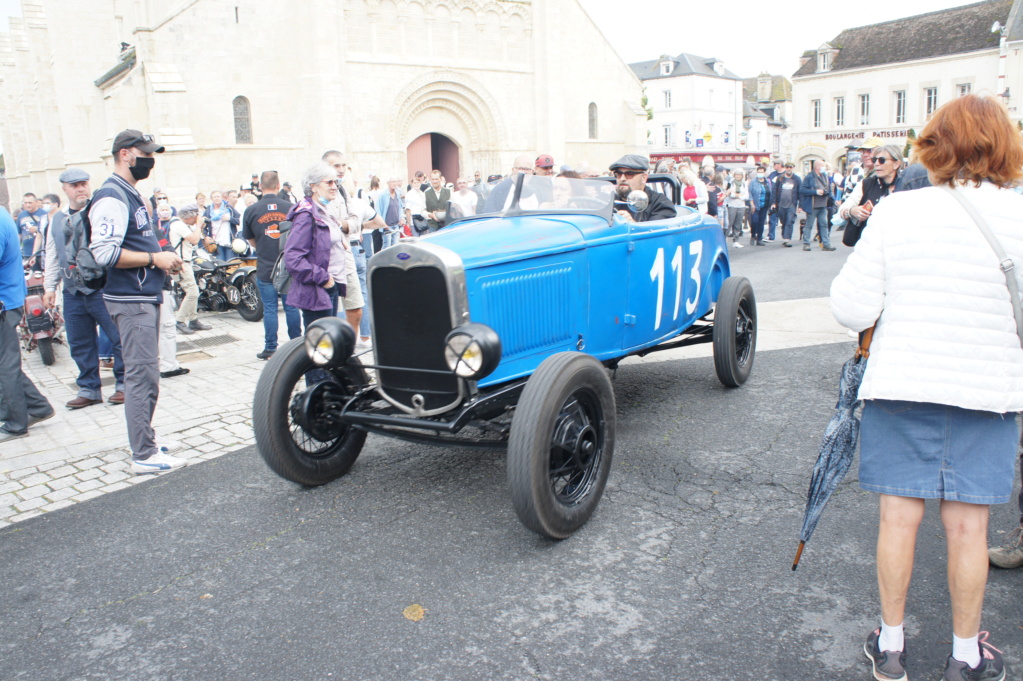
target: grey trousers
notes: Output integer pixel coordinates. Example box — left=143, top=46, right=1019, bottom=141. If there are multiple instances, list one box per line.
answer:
left=726, top=206, right=746, bottom=238
left=106, top=301, right=160, bottom=459
left=0, top=307, right=52, bottom=433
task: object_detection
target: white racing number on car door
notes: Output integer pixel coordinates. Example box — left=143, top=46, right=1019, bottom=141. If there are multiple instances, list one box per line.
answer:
left=648, top=244, right=685, bottom=330
left=685, top=239, right=702, bottom=316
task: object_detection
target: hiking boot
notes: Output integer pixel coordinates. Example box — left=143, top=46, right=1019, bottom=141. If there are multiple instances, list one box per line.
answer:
left=823, top=245, right=837, bottom=251
left=66, top=396, right=102, bottom=410
left=803, top=244, right=811, bottom=251
left=942, top=633, right=1006, bottom=681
left=989, top=525, right=1023, bottom=569
left=256, top=348, right=276, bottom=360
left=189, top=319, right=212, bottom=331
left=107, top=391, right=125, bottom=405
left=99, top=359, right=114, bottom=370
left=131, top=451, right=187, bottom=475
left=175, top=321, right=194, bottom=335
left=864, top=628, right=907, bottom=681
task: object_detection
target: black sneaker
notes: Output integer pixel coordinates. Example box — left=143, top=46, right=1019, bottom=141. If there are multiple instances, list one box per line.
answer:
left=942, top=633, right=1006, bottom=681
left=864, top=629, right=907, bottom=681
left=256, top=348, right=276, bottom=360
left=160, top=367, right=190, bottom=379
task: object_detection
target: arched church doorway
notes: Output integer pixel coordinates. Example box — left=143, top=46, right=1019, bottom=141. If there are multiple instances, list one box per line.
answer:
left=407, top=133, right=460, bottom=186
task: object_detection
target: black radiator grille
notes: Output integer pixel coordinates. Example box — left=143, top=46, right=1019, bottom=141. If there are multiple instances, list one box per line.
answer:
left=371, top=266, right=459, bottom=411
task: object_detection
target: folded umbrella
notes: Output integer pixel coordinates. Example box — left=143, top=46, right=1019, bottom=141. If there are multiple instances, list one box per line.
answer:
left=792, top=326, right=874, bottom=571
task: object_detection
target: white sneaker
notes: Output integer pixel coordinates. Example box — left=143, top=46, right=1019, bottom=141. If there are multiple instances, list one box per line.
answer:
left=158, top=440, right=183, bottom=453
left=131, top=451, right=187, bottom=474
left=733, top=242, right=744, bottom=248
left=354, top=337, right=373, bottom=354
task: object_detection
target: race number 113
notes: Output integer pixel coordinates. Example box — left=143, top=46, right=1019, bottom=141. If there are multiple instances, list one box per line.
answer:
left=648, top=241, right=702, bottom=330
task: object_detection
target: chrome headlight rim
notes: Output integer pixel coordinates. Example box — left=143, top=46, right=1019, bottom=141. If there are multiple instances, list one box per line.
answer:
left=304, top=318, right=355, bottom=368
left=443, top=323, right=502, bottom=380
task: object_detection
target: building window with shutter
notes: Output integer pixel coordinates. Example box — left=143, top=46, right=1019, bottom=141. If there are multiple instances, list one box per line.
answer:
left=812, top=99, right=821, bottom=128
left=588, top=102, right=597, bottom=140
left=859, top=94, right=870, bottom=126
left=233, top=96, right=252, bottom=144
left=894, top=91, right=906, bottom=124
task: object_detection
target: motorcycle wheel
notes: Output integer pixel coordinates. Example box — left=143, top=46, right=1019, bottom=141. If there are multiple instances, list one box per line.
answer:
left=38, top=336, right=55, bottom=366
left=237, top=272, right=263, bottom=322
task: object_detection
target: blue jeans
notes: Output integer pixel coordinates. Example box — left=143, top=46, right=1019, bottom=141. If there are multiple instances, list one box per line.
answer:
left=255, top=279, right=301, bottom=351
left=64, top=290, right=125, bottom=398
left=98, top=326, right=113, bottom=359
left=802, top=206, right=831, bottom=247
left=778, top=205, right=797, bottom=241
left=217, top=245, right=234, bottom=262
left=767, top=208, right=779, bottom=240
left=300, top=283, right=342, bottom=331
left=750, top=205, right=769, bottom=242
left=351, top=240, right=371, bottom=338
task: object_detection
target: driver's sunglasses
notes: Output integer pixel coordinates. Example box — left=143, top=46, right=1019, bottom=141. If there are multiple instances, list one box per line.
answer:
left=871, top=157, right=890, bottom=164
left=613, top=170, right=641, bottom=178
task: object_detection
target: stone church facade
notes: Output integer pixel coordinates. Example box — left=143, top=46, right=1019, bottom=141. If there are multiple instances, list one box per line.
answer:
left=0, top=0, right=647, bottom=204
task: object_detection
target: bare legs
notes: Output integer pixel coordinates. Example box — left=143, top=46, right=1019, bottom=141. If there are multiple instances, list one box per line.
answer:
left=876, top=494, right=990, bottom=638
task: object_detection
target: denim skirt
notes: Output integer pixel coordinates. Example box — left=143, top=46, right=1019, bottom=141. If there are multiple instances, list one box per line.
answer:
left=859, top=399, right=1018, bottom=504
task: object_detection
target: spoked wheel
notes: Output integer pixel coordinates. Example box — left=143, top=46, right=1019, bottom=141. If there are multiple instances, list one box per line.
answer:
left=253, top=338, right=367, bottom=485
left=237, top=273, right=263, bottom=322
left=712, top=276, right=757, bottom=387
left=508, top=352, right=616, bottom=539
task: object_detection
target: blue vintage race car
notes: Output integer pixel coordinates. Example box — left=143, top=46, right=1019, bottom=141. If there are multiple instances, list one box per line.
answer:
left=253, top=173, right=756, bottom=538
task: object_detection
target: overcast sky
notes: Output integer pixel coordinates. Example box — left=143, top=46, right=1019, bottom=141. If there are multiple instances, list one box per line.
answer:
left=580, top=0, right=980, bottom=78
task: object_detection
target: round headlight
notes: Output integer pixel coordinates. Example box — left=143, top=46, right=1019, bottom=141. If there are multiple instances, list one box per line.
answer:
left=443, top=323, right=502, bottom=380
left=304, top=318, right=356, bottom=368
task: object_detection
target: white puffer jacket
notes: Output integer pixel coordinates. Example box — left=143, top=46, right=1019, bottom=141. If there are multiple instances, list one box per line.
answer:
left=831, top=182, right=1023, bottom=413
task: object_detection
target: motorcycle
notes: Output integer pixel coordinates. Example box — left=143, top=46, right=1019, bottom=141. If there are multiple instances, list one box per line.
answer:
left=175, top=239, right=262, bottom=322
left=19, top=257, right=64, bottom=365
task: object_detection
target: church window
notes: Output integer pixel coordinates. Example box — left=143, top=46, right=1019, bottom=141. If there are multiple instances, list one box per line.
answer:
left=588, top=102, right=598, bottom=140
left=233, top=96, right=252, bottom=144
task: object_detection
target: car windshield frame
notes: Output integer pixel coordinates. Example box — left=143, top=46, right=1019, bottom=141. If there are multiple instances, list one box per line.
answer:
left=463, top=174, right=617, bottom=224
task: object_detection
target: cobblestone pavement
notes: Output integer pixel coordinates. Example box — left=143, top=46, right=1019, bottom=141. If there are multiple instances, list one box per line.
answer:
left=0, top=308, right=277, bottom=527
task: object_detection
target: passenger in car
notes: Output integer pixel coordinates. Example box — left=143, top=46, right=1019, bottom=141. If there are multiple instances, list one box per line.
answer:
left=609, top=154, right=677, bottom=222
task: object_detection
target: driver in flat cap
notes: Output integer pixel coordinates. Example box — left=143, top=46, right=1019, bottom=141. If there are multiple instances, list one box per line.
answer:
left=609, top=154, right=677, bottom=222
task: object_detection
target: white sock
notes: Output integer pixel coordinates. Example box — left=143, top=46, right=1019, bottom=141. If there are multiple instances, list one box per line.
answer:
left=878, top=619, right=904, bottom=652
left=952, top=633, right=980, bottom=668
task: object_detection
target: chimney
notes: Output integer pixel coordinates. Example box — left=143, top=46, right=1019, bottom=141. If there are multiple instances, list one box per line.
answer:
left=757, top=73, right=772, bottom=102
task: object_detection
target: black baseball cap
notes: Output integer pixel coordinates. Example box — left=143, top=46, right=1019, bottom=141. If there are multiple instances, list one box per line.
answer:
left=112, top=129, right=165, bottom=155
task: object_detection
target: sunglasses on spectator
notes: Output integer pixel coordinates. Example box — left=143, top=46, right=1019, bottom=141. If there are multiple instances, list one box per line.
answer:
left=871, top=157, right=890, bottom=164
left=613, top=170, right=641, bottom=178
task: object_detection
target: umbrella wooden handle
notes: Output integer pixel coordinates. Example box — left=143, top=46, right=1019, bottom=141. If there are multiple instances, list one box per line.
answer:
left=792, top=541, right=805, bottom=571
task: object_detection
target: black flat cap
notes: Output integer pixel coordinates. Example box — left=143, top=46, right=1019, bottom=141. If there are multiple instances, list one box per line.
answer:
left=609, top=154, right=649, bottom=172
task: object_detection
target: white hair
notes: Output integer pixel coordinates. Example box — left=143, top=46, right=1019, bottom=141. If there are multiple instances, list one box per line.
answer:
left=301, top=162, right=336, bottom=196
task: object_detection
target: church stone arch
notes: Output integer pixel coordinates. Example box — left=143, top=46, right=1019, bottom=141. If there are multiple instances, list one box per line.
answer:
left=388, top=70, right=504, bottom=177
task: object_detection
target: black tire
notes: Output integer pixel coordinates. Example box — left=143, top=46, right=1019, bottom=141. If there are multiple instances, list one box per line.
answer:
left=713, top=276, right=757, bottom=387
left=237, top=272, right=263, bottom=322
left=253, top=338, right=367, bottom=486
left=37, top=336, right=55, bottom=366
left=507, top=352, right=616, bottom=539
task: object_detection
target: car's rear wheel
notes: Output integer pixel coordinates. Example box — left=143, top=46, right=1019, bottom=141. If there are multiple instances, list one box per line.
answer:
left=507, top=352, right=615, bottom=539
left=713, top=276, right=756, bottom=387
left=253, top=338, right=367, bottom=486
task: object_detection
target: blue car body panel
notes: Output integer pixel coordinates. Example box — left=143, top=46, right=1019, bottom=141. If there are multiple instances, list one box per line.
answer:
left=415, top=203, right=730, bottom=388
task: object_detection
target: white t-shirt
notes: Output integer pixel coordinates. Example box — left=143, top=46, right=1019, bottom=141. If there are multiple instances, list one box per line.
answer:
left=451, top=189, right=477, bottom=217
left=168, top=219, right=196, bottom=261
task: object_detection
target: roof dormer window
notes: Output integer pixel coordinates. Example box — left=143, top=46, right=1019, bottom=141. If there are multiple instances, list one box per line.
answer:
left=816, top=43, right=834, bottom=73
left=660, top=59, right=674, bottom=76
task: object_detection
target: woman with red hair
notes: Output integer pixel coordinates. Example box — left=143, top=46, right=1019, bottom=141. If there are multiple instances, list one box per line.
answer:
left=831, top=94, right=1023, bottom=681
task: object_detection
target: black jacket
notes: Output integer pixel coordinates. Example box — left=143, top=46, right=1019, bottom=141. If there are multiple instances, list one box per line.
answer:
left=632, top=186, right=677, bottom=222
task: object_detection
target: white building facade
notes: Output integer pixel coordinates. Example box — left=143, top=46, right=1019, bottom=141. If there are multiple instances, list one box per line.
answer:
left=630, top=53, right=771, bottom=170
left=0, top=0, right=648, bottom=205
left=790, top=0, right=1023, bottom=175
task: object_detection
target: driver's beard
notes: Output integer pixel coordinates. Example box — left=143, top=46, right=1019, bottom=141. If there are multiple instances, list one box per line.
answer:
left=616, top=184, right=631, bottom=199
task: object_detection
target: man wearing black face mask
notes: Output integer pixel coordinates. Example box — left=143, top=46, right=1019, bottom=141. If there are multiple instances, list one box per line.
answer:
left=90, top=129, right=187, bottom=475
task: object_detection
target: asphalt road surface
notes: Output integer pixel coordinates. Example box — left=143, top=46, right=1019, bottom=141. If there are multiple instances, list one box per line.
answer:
left=2, top=241, right=1021, bottom=681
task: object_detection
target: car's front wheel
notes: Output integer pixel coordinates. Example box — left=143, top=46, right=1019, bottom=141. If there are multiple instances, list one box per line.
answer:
left=507, top=352, right=616, bottom=539
left=253, top=338, right=367, bottom=486
left=713, top=276, right=757, bottom=387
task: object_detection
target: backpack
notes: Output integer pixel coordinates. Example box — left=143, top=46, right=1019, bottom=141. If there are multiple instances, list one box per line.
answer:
left=270, top=220, right=293, bottom=295
left=65, top=183, right=131, bottom=291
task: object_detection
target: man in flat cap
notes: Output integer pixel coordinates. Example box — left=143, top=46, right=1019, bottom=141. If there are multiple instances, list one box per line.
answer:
left=90, top=129, right=186, bottom=474
left=43, top=168, right=127, bottom=409
left=609, top=154, right=677, bottom=222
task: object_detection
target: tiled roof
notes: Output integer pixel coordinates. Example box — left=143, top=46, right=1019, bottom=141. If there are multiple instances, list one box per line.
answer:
left=629, top=52, right=742, bottom=81
left=742, top=75, right=792, bottom=102
left=793, top=0, right=1012, bottom=77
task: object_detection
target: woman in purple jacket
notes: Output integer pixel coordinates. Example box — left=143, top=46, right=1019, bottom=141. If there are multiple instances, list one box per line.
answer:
left=284, top=162, right=348, bottom=330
